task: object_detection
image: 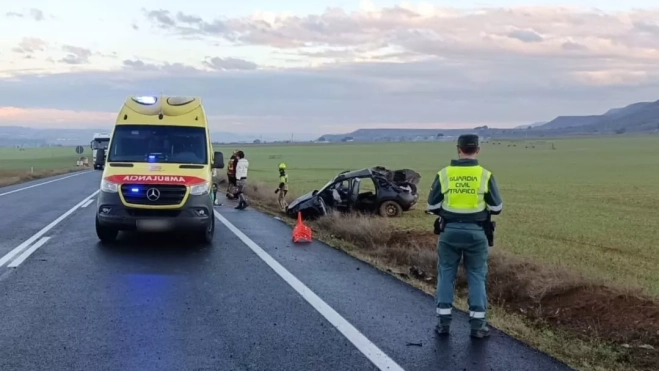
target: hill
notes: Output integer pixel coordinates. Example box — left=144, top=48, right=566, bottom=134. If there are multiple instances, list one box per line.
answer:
left=536, top=99, right=659, bottom=133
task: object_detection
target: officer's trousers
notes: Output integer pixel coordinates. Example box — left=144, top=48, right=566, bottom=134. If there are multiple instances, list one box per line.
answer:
left=436, top=223, right=489, bottom=330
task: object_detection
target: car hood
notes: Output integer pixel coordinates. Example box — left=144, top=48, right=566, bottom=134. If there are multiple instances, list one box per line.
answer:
left=287, top=191, right=315, bottom=209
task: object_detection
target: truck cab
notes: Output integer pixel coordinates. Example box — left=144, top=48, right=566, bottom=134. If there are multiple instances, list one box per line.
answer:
left=91, top=133, right=111, bottom=170
left=95, top=95, right=224, bottom=245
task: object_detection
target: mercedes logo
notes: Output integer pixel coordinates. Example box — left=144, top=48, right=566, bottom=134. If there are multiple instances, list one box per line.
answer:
left=146, top=188, right=160, bottom=201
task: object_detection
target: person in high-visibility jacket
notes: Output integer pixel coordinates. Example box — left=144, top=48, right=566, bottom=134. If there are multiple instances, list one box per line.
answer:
left=427, top=134, right=503, bottom=339
left=274, top=162, right=288, bottom=210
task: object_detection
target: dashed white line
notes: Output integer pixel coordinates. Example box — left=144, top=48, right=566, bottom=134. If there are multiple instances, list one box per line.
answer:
left=81, top=199, right=95, bottom=208
left=8, top=237, right=51, bottom=268
left=0, top=190, right=99, bottom=268
left=213, top=210, right=405, bottom=371
left=0, top=170, right=93, bottom=197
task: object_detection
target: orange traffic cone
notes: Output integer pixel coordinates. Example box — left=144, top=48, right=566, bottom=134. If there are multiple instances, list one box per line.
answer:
left=292, top=212, right=313, bottom=243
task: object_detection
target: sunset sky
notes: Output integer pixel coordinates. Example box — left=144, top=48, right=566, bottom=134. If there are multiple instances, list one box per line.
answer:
left=1, top=1, right=659, bottom=136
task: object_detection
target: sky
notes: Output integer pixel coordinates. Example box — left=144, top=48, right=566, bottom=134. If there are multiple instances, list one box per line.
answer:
left=1, top=1, right=659, bottom=137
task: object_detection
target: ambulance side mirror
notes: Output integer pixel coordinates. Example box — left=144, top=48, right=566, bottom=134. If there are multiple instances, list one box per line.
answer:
left=212, top=151, right=224, bottom=169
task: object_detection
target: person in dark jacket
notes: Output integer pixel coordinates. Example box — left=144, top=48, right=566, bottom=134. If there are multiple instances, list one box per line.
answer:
left=226, top=150, right=239, bottom=199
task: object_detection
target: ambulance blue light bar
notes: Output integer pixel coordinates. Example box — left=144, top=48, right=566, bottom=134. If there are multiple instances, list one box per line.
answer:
left=132, top=96, right=157, bottom=105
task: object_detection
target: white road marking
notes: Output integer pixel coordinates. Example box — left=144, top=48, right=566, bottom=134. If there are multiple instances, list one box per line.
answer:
left=214, top=211, right=405, bottom=371
left=81, top=199, right=95, bottom=208
left=0, top=170, right=93, bottom=198
left=8, top=237, right=51, bottom=268
left=0, top=190, right=99, bottom=268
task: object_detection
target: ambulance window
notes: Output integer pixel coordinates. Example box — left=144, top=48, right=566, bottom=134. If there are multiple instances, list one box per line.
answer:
left=107, top=124, right=208, bottom=164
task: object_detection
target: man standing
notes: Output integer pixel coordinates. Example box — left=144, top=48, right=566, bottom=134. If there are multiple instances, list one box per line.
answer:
left=234, top=150, right=249, bottom=210
left=274, top=162, right=289, bottom=211
left=427, top=134, right=503, bottom=339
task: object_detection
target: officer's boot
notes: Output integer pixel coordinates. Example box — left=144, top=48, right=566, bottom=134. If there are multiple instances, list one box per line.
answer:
left=435, top=306, right=452, bottom=336
left=470, top=327, right=491, bottom=339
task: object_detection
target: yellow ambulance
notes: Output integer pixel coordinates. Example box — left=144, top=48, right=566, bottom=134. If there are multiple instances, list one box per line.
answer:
left=95, top=95, right=224, bottom=244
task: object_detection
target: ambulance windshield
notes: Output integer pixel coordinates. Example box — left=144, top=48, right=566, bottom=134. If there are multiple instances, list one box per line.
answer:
left=107, top=124, right=208, bottom=164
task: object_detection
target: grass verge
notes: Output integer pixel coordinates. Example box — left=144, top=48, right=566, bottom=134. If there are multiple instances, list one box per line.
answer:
left=228, top=177, right=659, bottom=371
left=0, top=167, right=88, bottom=188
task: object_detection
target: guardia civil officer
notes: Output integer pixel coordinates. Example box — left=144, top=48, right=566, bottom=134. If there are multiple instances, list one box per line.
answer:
left=427, top=134, right=503, bottom=339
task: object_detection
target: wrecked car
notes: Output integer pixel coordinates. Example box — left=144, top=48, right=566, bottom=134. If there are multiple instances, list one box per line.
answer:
left=286, top=167, right=421, bottom=219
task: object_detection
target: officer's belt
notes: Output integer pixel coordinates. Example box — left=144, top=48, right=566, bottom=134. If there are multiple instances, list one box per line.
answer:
left=444, top=220, right=485, bottom=227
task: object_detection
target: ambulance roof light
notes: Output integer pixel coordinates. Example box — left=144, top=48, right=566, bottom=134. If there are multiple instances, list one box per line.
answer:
left=132, top=96, right=157, bottom=105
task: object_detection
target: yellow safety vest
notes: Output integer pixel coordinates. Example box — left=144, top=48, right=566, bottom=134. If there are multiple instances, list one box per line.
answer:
left=279, top=173, right=288, bottom=184
left=438, top=165, right=491, bottom=214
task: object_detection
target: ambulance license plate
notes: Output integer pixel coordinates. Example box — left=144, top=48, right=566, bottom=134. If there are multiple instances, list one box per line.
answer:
left=137, top=219, right=170, bottom=231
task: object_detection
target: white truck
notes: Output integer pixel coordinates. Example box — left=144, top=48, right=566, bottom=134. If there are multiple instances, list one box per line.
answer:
left=91, top=133, right=111, bottom=170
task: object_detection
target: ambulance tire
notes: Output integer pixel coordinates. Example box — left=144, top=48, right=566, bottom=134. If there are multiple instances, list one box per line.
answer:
left=96, top=216, right=118, bottom=243
left=195, top=217, right=215, bottom=245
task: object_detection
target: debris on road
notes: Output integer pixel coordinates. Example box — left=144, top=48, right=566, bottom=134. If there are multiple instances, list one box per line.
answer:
left=406, top=342, right=423, bottom=347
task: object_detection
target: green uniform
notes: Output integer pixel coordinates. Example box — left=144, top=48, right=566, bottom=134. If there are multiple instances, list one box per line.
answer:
left=427, top=158, right=503, bottom=335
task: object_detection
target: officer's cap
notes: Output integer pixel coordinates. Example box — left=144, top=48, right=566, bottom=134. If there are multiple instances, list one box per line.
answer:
left=457, top=134, right=479, bottom=148
left=278, top=162, right=287, bottom=169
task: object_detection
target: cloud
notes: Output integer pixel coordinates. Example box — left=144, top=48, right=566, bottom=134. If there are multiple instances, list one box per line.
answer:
left=12, top=38, right=48, bottom=54
left=141, top=6, right=659, bottom=62
left=122, top=59, right=202, bottom=74
left=5, top=8, right=44, bottom=21
left=507, top=29, right=544, bottom=43
left=3, top=5, right=659, bottom=135
left=29, top=8, right=44, bottom=21
left=203, top=57, right=258, bottom=71
left=59, top=45, right=93, bottom=64
left=2, top=55, right=659, bottom=134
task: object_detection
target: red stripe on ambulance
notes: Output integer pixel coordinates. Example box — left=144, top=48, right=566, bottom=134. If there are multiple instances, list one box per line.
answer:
left=105, top=175, right=206, bottom=185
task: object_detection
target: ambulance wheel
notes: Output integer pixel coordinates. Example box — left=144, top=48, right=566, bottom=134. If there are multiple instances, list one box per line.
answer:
left=96, top=216, right=118, bottom=243
left=195, top=217, right=215, bottom=245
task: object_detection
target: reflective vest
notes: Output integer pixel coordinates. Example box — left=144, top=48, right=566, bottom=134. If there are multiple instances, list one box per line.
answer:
left=438, top=165, right=491, bottom=214
left=279, top=173, right=288, bottom=184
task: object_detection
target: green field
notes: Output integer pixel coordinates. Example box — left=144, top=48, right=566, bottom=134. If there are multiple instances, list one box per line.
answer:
left=0, top=146, right=87, bottom=172
left=3, top=138, right=657, bottom=296
left=216, top=137, right=659, bottom=297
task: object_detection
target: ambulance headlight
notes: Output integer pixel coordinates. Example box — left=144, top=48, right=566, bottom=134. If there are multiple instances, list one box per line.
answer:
left=100, top=179, right=118, bottom=193
left=190, top=181, right=210, bottom=196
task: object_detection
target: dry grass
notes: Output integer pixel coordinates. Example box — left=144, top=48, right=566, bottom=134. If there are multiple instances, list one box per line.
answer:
left=234, top=175, right=659, bottom=371
left=0, top=167, right=86, bottom=187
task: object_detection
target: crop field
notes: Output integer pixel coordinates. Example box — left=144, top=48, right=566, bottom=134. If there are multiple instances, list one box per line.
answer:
left=0, top=146, right=88, bottom=186
left=0, top=146, right=86, bottom=171
left=215, top=137, right=659, bottom=297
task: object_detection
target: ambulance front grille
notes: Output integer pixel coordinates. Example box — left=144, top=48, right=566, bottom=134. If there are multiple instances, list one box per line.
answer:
left=120, top=184, right=187, bottom=205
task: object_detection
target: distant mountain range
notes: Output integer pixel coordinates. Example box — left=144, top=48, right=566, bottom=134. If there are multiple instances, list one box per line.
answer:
left=514, top=121, right=547, bottom=129
left=0, top=126, right=300, bottom=147
left=2, top=98, right=658, bottom=147
left=534, top=99, right=659, bottom=133
left=317, top=99, right=659, bottom=142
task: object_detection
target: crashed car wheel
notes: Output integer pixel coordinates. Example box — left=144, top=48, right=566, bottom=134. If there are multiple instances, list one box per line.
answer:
left=379, top=200, right=403, bottom=217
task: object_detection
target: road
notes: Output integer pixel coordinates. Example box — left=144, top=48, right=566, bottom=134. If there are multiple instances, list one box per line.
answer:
left=0, top=170, right=574, bottom=371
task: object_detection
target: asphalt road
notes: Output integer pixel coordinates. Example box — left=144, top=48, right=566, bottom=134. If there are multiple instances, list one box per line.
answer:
left=0, top=170, right=574, bottom=371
